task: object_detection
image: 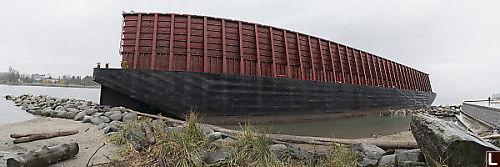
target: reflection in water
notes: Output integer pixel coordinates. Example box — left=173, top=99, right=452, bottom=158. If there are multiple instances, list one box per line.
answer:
left=221, top=115, right=411, bottom=139
left=1, top=85, right=412, bottom=139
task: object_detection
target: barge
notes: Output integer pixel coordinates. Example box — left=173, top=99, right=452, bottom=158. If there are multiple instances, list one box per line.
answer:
left=94, top=12, right=436, bottom=123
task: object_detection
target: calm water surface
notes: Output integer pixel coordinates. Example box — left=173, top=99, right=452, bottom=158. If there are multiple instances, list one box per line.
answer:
left=0, top=85, right=100, bottom=125
left=221, top=115, right=411, bottom=139
left=0, top=84, right=411, bottom=138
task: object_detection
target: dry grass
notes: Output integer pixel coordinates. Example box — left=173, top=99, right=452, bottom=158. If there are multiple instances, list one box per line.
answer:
left=108, top=113, right=358, bottom=167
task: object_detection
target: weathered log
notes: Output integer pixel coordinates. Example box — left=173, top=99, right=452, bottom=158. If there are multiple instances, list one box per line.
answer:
left=12, top=130, right=79, bottom=144
left=9, top=134, right=30, bottom=139
left=142, top=121, right=155, bottom=144
left=126, top=109, right=417, bottom=149
left=7, top=142, right=79, bottom=167
left=482, top=134, right=500, bottom=140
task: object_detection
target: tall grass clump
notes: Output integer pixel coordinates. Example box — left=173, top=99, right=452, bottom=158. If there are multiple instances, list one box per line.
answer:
left=108, top=113, right=358, bottom=167
left=150, top=113, right=213, bottom=167
left=225, top=126, right=285, bottom=166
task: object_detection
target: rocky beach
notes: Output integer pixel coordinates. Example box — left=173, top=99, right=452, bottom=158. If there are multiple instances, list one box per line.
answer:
left=1, top=94, right=499, bottom=166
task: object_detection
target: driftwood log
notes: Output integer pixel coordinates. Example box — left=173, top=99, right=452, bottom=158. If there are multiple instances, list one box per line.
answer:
left=482, top=134, right=500, bottom=140
left=11, top=130, right=79, bottom=144
left=7, top=142, right=79, bottom=167
left=126, top=110, right=417, bottom=149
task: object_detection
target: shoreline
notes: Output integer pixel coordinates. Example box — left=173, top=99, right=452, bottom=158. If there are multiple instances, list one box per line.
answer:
left=2, top=94, right=469, bottom=166
left=0, top=83, right=100, bottom=89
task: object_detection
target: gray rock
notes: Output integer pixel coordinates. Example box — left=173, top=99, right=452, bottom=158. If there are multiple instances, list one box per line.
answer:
left=109, top=114, right=122, bottom=121
left=378, top=154, right=396, bottom=167
left=64, top=111, right=77, bottom=119
left=104, top=111, right=113, bottom=118
left=200, top=126, right=214, bottom=135
left=112, top=110, right=122, bottom=115
left=270, top=144, right=288, bottom=159
left=205, top=151, right=230, bottom=164
left=65, top=108, right=79, bottom=113
left=151, top=119, right=166, bottom=127
left=209, top=132, right=222, bottom=142
left=411, top=113, right=500, bottom=167
left=128, top=127, right=145, bottom=143
left=41, top=108, right=52, bottom=117
left=103, top=126, right=113, bottom=134
left=49, top=110, right=58, bottom=117
left=286, top=144, right=312, bottom=160
left=74, top=112, right=86, bottom=121
left=55, top=106, right=65, bottom=111
left=354, top=143, right=385, bottom=167
left=84, top=108, right=98, bottom=115
left=313, top=148, right=329, bottom=158
left=56, top=111, right=67, bottom=118
left=31, top=110, right=42, bottom=115
left=82, top=116, right=92, bottom=123
left=394, top=149, right=424, bottom=164
left=100, top=116, right=111, bottom=123
left=109, top=121, right=122, bottom=132
left=91, top=117, right=105, bottom=125
left=122, top=113, right=138, bottom=123
left=92, top=112, right=104, bottom=117
left=97, top=123, right=109, bottom=130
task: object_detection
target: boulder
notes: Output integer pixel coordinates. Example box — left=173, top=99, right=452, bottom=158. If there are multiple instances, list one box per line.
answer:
left=56, top=111, right=67, bottom=118
left=97, top=123, right=108, bottom=130
left=394, top=149, right=424, bottom=164
left=353, top=143, right=385, bottom=167
left=200, top=126, right=214, bottom=136
left=378, top=154, right=396, bottom=167
left=31, top=110, right=42, bottom=115
left=209, top=132, right=222, bottom=142
left=270, top=144, right=288, bottom=159
left=205, top=151, right=230, bottom=164
left=109, top=113, right=122, bottom=121
left=104, top=111, right=113, bottom=118
left=286, top=144, right=312, bottom=160
left=41, top=108, right=52, bottom=117
left=84, top=108, right=98, bottom=116
left=109, top=121, right=122, bottom=132
left=65, top=108, right=79, bottom=113
left=49, top=110, right=58, bottom=117
left=122, top=113, right=138, bottom=123
left=74, top=112, right=86, bottom=121
left=411, top=113, right=500, bottom=166
left=90, top=117, right=105, bottom=125
left=99, top=116, right=111, bottom=123
left=64, top=111, right=77, bottom=119
left=82, top=116, right=92, bottom=123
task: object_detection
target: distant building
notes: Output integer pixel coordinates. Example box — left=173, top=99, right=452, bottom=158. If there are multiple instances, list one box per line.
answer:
left=493, top=93, right=500, bottom=100
left=31, top=73, right=46, bottom=82
left=31, top=73, right=55, bottom=83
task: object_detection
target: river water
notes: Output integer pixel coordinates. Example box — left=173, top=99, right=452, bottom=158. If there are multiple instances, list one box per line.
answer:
left=0, top=85, right=100, bottom=125
left=0, top=84, right=411, bottom=138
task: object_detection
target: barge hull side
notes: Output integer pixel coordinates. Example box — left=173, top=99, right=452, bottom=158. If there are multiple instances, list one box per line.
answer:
left=94, top=68, right=436, bottom=120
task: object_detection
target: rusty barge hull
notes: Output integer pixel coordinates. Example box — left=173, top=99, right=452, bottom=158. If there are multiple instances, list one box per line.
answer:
left=93, top=12, right=436, bottom=122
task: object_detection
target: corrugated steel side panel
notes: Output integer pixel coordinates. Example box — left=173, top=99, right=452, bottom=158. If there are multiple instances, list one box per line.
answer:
left=120, top=12, right=433, bottom=92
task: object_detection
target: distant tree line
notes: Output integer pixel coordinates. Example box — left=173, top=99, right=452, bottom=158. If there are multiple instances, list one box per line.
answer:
left=0, top=66, right=98, bottom=86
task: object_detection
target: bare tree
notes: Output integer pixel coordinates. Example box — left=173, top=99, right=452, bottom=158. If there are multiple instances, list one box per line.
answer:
left=8, top=66, right=20, bottom=83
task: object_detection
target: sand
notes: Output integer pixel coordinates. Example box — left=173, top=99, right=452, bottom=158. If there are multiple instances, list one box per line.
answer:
left=0, top=117, right=117, bottom=167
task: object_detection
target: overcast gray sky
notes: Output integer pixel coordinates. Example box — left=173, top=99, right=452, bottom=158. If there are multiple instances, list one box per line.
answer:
left=1, top=0, right=499, bottom=105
